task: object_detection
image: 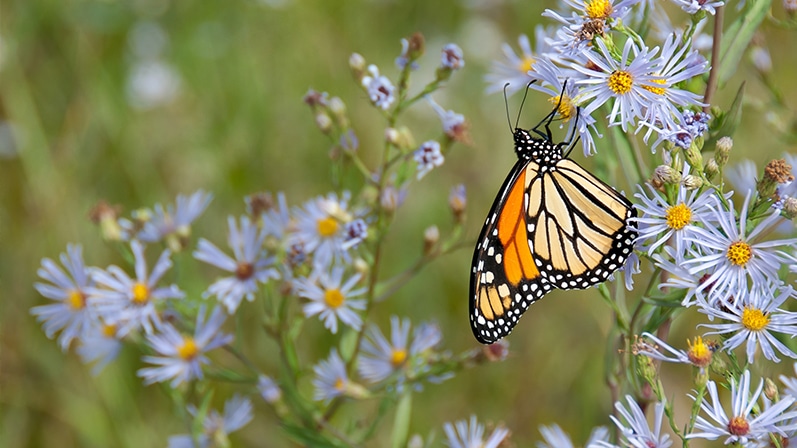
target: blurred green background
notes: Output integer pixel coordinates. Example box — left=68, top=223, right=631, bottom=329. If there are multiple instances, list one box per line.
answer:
left=2, top=0, right=796, bottom=446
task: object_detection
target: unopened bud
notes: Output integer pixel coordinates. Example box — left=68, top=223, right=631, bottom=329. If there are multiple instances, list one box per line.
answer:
left=683, top=143, right=704, bottom=176
left=635, top=352, right=657, bottom=385
left=449, top=184, right=467, bottom=224
left=423, top=225, right=440, bottom=255
left=785, top=0, right=797, bottom=14
left=715, top=137, right=732, bottom=166
left=353, top=258, right=369, bottom=277
left=765, top=377, right=779, bottom=402
left=89, top=201, right=124, bottom=242
left=315, top=113, right=333, bottom=134
left=652, top=165, right=681, bottom=188
left=682, top=174, right=703, bottom=190
left=407, top=435, right=424, bottom=448
left=385, top=127, right=401, bottom=146
left=781, top=197, right=797, bottom=219
left=381, top=186, right=405, bottom=215
left=694, top=366, right=710, bottom=389
left=704, top=158, right=719, bottom=180
left=349, top=53, right=366, bottom=81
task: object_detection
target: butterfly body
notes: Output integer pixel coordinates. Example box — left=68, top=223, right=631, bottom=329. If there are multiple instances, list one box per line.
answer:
left=469, top=127, right=637, bottom=344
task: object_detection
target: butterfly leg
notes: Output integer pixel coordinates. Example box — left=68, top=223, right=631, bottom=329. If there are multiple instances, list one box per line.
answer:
left=531, top=81, right=568, bottom=140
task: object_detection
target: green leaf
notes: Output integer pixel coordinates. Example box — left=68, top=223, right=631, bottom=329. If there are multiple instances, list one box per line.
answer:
left=718, top=0, right=772, bottom=87
left=705, top=82, right=745, bottom=149
left=391, top=391, right=412, bottom=448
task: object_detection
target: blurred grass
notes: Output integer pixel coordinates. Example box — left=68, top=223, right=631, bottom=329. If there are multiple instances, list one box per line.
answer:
left=2, top=0, right=797, bottom=446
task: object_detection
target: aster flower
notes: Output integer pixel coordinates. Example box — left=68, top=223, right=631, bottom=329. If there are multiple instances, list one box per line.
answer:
left=573, top=38, right=663, bottom=131
left=295, top=264, right=366, bottom=333
left=698, top=283, right=797, bottom=363
left=683, top=192, right=797, bottom=303
left=485, top=27, right=555, bottom=94
left=357, top=316, right=442, bottom=387
left=138, top=307, right=232, bottom=387
left=427, top=97, right=468, bottom=142
left=31, top=244, right=96, bottom=351
left=76, top=322, right=123, bottom=375
left=194, top=215, right=279, bottom=313
left=634, top=332, right=716, bottom=371
left=88, top=240, right=184, bottom=335
left=443, top=416, right=509, bottom=448
left=440, top=43, right=464, bottom=70
left=395, top=36, right=420, bottom=71
left=593, top=396, right=672, bottom=448
left=543, top=0, right=642, bottom=55
left=633, top=170, right=718, bottom=257
left=168, top=395, right=253, bottom=448
left=537, top=424, right=610, bottom=448
left=361, top=64, right=395, bottom=110
left=414, top=141, right=444, bottom=180
left=639, top=35, right=709, bottom=140
left=313, top=349, right=358, bottom=402
left=687, top=370, right=797, bottom=445
left=528, top=58, right=601, bottom=156
left=136, top=190, right=213, bottom=250
left=290, top=191, right=365, bottom=266
left=670, top=0, right=724, bottom=15
left=642, top=109, right=712, bottom=151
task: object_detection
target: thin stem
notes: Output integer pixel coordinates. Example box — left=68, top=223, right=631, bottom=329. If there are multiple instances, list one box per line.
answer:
left=703, top=6, right=725, bottom=112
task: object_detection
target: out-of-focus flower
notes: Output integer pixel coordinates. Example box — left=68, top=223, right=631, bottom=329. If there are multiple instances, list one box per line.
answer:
left=168, top=396, right=253, bottom=448
left=414, top=141, right=444, bottom=180
left=443, top=416, right=509, bottom=448
left=362, top=65, right=395, bottom=110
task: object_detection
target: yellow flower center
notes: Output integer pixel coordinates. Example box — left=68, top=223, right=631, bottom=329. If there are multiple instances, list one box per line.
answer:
left=67, top=289, right=87, bottom=310
left=177, top=337, right=199, bottom=360
left=585, top=0, right=613, bottom=19
left=665, top=203, right=692, bottom=230
left=726, top=241, right=753, bottom=266
left=334, top=377, right=345, bottom=391
left=132, top=282, right=150, bottom=305
left=324, top=288, right=345, bottom=309
left=102, top=324, right=117, bottom=338
left=642, top=78, right=667, bottom=95
left=728, top=416, right=750, bottom=436
left=518, top=56, right=536, bottom=74
left=741, top=306, right=770, bottom=331
left=391, top=349, right=408, bottom=367
left=317, top=217, right=339, bottom=237
left=607, top=70, right=633, bottom=95
left=686, top=336, right=713, bottom=367
left=547, top=95, right=575, bottom=121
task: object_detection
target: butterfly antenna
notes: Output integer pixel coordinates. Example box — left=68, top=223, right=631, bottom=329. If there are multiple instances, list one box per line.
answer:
left=503, top=83, right=513, bottom=134
left=562, top=106, right=581, bottom=159
left=514, top=80, right=537, bottom=130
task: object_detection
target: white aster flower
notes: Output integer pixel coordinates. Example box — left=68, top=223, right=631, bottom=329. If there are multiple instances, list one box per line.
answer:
left=684, top=192, right=797, bottom=303
left=485, top=26, right=555, bottom=95
left=296, top=264, right=366, bottom=333
left=88, top=240, right=184, bottom=335
left=31, top=244, right=96, bottom=351
left=136, top=190, right=212, bottom=249
left=313, top=349, right=351, bottom=403
left=698, top=283, right=797, bottom=364
left=599, top=396, right=672, bottom=448
left=194, top=215, right=279, bottom=313
left=362, top=64, right=395, bottom=110
left=688, top=370, right=797, bottom=445
left=573, top=38, right=663, bottom=131
left=670, top=0, right=724, bottom=15
left=414, top=140, right=444, bottom=180
left=444, top=415, right=509, bottom=448
left=538, top=424, right=610, bottom=448
left=290, top=191, right=365, bottom=266
left=76, top=321, right=123, bottom=375
left=138, top=306, right=232, bottom=387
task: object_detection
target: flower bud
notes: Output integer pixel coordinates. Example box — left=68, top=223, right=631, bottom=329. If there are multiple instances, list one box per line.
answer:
left=353, top=258, right=369, bottom=277
left=349, top=53, right=366, bottom=81
left=423, top=225, right=439, bottom=255
left=683, top=142, right=704, bottom=176
left=652, top=165, right=681, bottom=188
left=786, top=0, right=797, bottom=14
left=385, top=127, right=401, bottom=146
left=715, top=136, right=732, bottom=166
left=315, top=113, right=333, bottom=134
left=682, top=174, right=703, bottom=190
left=704, top=158, right=719, bottom=181
left=780, top=197, right=797, bottom=220
left=765, top=377, right=779, bottom=402
left=89, top=200, right=124, bottom=241
left=449, top=184, right=467, bottom=224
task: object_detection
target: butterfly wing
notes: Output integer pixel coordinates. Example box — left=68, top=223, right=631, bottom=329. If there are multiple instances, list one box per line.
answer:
left=526, top=158, right=637, bottom=290
left=469, top=159, right=553, bottom=344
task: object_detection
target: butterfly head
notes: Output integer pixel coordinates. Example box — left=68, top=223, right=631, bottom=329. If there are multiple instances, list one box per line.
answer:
left=513, top=128, right=563, bottom=165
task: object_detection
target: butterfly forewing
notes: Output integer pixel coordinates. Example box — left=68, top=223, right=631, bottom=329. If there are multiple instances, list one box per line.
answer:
left=469, top=127, right=637, bottom=345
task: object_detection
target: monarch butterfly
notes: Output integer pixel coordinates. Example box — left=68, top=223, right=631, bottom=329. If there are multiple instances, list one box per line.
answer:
left=469, top=86, right=637, bottom=344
